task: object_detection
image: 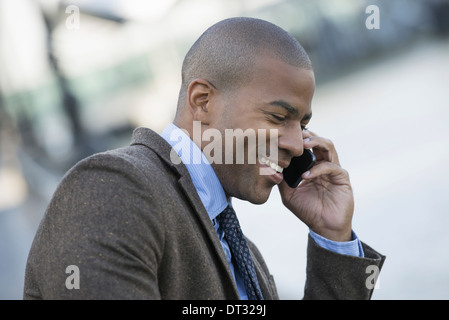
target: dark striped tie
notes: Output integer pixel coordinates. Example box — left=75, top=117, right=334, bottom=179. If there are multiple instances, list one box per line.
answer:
left=217, top=206, right=264, bottom=300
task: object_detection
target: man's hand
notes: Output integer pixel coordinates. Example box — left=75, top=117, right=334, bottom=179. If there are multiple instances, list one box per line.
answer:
left=278, top=130, right=354, bottom=242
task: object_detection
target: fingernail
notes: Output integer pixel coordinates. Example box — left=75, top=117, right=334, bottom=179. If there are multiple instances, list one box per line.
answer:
left=304, top=137, right=311, bottom=142
left=303, top=171, right=310, bottom=177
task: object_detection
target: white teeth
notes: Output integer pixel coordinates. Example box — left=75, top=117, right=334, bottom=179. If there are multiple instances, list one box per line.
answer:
left=260, top=157, right=283, bottom=173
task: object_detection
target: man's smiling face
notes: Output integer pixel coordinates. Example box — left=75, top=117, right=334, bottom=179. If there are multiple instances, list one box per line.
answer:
left=209, top=55, right=315, bottom=204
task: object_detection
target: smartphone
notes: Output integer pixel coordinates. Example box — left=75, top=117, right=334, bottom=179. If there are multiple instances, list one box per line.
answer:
left=283, top=149, right=316, bottom=188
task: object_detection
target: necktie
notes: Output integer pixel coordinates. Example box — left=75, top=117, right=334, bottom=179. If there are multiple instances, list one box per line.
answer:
left=217, top=206, right=264, bottom=300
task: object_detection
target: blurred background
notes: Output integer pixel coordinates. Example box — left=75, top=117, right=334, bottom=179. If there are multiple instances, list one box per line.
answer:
left=1, top=0, right=448, bottom=299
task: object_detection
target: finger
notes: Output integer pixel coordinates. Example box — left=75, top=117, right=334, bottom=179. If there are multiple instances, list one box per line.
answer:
left=302, top=128, right=318, bottom=138
left=302, top=128, right=314, bottom=139
left=302, top=161, right=349, bottom=183
left=303, top=136, right=340, bottom=165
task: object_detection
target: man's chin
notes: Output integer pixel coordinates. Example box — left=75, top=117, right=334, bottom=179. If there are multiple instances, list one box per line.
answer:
left=236, top=187, right=272, bottom=205
left=248, top=197, right=269, bottom=205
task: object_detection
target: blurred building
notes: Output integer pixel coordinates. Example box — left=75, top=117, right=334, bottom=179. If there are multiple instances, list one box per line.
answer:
left=0, top=0, right=444, bottom=205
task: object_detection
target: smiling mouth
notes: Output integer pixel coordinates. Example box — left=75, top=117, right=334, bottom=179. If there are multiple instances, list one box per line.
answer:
left=259, top=156, right=284, bottom=173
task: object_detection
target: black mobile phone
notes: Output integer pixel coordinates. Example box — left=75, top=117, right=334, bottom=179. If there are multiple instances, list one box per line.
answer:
left=283, top=149, right=316, bottom=188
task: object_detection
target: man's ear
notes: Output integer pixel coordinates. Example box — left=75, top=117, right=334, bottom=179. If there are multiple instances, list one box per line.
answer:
left=187, top=79, right=216, bottom=124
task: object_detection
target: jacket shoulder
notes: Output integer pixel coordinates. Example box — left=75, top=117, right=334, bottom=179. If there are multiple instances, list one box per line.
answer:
left=24, top=133, right=174, bottom=299
left=65, top=128, right=177, bottom=190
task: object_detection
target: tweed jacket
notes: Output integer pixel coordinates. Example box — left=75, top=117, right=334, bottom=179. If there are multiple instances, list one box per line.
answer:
left=24, top=127, right=385, bottom=300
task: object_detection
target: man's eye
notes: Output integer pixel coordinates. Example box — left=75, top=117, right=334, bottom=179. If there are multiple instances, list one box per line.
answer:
left=272, top=114, right=286, bottom=122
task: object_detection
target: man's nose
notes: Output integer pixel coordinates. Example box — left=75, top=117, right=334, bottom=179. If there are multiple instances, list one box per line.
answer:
left=279, top=125, right=304, bottom=158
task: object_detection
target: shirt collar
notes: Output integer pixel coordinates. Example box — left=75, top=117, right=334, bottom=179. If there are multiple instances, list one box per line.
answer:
left=161, top=123, right=228, bottom=220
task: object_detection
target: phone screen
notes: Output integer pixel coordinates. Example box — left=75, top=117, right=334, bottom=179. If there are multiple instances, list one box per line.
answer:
left=283, top=149, right=316, bottom=188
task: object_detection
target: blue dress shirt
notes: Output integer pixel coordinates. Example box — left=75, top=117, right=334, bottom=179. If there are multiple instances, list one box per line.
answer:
left=161, top=123, right=363, bottom=299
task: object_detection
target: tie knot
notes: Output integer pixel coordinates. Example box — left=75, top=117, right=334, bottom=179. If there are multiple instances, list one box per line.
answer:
left=217, top=206, right=240, bottom=232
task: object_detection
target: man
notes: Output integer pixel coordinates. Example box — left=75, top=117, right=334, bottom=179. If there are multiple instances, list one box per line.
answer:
left=24, top=17, right=385, bottom=300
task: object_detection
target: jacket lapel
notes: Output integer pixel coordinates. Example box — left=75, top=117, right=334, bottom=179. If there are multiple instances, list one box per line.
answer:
left=131, top=127, right=240, bottom=298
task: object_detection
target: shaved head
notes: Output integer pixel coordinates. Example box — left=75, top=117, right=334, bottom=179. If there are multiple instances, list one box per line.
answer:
left=171, top=17, right=316, bottom=203
left=176, top=17, right=312, bottom=114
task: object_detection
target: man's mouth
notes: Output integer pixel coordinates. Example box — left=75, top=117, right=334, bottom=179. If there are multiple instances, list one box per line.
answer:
left=259, top=156, right=284, bottom=173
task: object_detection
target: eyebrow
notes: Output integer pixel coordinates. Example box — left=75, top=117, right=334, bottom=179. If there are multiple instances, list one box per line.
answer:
left=269, top=100, right=312, bottom=121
